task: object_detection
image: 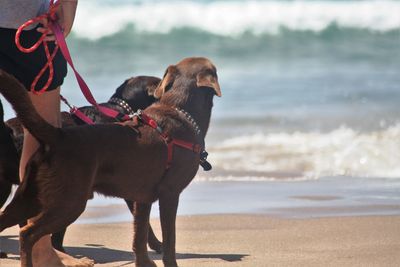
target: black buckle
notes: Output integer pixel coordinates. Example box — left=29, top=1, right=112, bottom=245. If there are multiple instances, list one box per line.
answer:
left=199, top=150, right=212, bottom=171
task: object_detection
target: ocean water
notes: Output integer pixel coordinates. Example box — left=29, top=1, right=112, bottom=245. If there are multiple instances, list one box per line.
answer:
left=2, top=0, right=400, bottom=183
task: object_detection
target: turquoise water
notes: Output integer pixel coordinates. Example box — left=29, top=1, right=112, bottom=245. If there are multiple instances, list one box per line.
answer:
left=1, top=0, right=400, bottom=180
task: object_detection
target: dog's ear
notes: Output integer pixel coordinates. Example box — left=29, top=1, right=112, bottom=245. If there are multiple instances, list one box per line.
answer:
left=146, top=78, right=161, bottom=97
left=154, top=65, right=178, bottom=99
left=146, top=84, right=158, bottom=97
left=196, top=71, right=222, bottom=97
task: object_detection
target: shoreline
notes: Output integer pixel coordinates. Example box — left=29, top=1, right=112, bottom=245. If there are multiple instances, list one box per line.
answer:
left=1, top=214, right=400, bottom=267
left=75, top=177, right=400, bottom=224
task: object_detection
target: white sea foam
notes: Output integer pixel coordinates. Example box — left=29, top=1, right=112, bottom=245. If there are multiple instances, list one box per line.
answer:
left=194, top=175, right=315, bottom=182
left=206, top=125, right=400, bottom=180
left=73, top=0, right=400, bottom=40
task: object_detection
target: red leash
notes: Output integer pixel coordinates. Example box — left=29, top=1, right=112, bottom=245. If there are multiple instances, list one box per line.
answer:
left=15, top=0, right=60, bottom=94
left=15, top=0, right=131, bottom=122
left=60, top=95, right=95, bottom=125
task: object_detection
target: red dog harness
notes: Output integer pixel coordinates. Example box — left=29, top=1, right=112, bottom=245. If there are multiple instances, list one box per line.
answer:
left=134, top=110, right=206, bottom=169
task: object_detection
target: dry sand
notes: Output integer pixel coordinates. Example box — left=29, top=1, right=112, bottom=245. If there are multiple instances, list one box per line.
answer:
left=1, top=214, right=400, bottom=267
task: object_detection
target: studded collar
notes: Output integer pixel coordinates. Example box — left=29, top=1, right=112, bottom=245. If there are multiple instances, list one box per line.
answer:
left=108, top=97, right=135, bottom=115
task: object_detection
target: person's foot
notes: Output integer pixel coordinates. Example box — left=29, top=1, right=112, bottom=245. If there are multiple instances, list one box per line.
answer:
left=32, top=236, right=94, bottom=267
left=32, top=245, right=65, bottom=267
left=56, top=250, right=95, bottom=267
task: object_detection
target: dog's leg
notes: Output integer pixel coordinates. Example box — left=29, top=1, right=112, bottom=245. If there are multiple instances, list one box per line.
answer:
left=0, top=158, right=45, bottom=233
left=19, top=212, right=53, bottom=267
left=159, top=194, right=179, bottom=267
left=126, top=199, right=163, bottom=253
left=0, top=180, right=40, bottom=233
left=19, top=211, right=66, bottom=267
left=51, top=228, right=67, bottom=252
left=19, top=221, right=38, bottom=267
left=0, top=180, right=12, bottom=209
left=133, top=202, right=156, bottom=267
left=147, top=220, right=162, bottom=253
left=125, top=199, right=134, bottom=213
left=19, top=200, right=89, bottom=267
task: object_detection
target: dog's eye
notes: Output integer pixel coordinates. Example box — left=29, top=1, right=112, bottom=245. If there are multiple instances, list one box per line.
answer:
left=165, top=82, right=173, bottom=91
left=204, top=69, right=216, bottom=78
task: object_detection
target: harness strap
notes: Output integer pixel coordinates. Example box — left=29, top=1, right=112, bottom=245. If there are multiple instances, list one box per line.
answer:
left=135, top=110, right=204, bottom=169
left=167, top=139, right=203, bottom=169
left=138, top=112, right=164, bottom=135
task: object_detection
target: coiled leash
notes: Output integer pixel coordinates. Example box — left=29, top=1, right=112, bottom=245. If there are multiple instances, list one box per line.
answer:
left=15, top=0, right=60, bottom=94
left=15, top=0, right=130, bottom=122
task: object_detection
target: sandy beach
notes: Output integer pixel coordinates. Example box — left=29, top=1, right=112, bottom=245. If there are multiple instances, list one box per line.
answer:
left=1, top=214, right=400, bottom=267
left=2, top=179, right=400, bottom=266
left=1, top=0, right=400, bottom=266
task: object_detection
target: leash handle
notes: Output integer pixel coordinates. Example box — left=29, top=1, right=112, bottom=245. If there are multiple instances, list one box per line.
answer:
left=16, top=0, right=131, bottom=121
left=15, top=0, right=60, bottom=94
left=15, top=0, right=59, bottom=53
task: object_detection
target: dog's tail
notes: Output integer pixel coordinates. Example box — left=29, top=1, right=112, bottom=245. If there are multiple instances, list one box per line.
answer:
left=0, top=70, right=59, bottom=145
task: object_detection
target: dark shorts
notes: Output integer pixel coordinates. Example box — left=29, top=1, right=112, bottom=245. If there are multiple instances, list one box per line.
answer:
left=0, top=27, right=67, bottom=92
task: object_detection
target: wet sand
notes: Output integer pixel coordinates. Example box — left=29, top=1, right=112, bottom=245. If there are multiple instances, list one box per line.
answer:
left=1, top=214, right=400, bottom=267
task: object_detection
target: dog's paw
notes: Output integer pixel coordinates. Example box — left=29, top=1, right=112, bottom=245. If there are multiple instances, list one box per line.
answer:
left=163, top=260, right=178, bottom=267
left=0, top=251, right=8, bottom=258
left=135, top=259, right=157, bottom=267
left=148, top=239, right=163, bottom=254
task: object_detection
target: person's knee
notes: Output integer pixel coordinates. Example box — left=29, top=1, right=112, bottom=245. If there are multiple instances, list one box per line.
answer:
left=40, top=106, right=61, bottom=127
left=43, top=115, right=61, bottom=127
left=29, top=89, right=61, bottom=128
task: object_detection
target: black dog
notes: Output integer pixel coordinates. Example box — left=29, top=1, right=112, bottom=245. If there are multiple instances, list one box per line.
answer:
left=0, top=75, right=162, bottom=254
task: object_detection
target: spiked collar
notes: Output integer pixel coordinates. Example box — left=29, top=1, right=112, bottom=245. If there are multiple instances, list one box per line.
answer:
left=108, top=97, right=134, bottom=115
left=174, top=107, right=201, bottom=136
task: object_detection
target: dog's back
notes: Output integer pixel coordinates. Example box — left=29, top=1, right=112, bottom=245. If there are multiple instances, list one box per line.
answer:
left=0, top=70, right=198, bottom=201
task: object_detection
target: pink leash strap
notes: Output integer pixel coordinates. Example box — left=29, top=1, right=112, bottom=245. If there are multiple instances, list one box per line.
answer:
left=60, top=95, right=95, bottom=125
left=50, top=23, right=131, bottom=121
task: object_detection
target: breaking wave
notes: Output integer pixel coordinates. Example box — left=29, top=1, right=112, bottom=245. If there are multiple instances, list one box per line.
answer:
left=73, top=0, right=400, bottom=40
left=204, top=125, right=400, bottom=180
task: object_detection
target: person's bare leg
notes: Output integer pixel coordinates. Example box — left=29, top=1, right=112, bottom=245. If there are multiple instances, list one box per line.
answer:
left=20, top=88, right=94, bottom=267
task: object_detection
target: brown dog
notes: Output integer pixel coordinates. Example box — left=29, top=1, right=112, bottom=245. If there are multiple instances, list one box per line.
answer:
left=0, top=100, right=19, bottom=206
left=0, top=57, right=221, bottom=267
left=0, top=76, right=163, bottom=254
